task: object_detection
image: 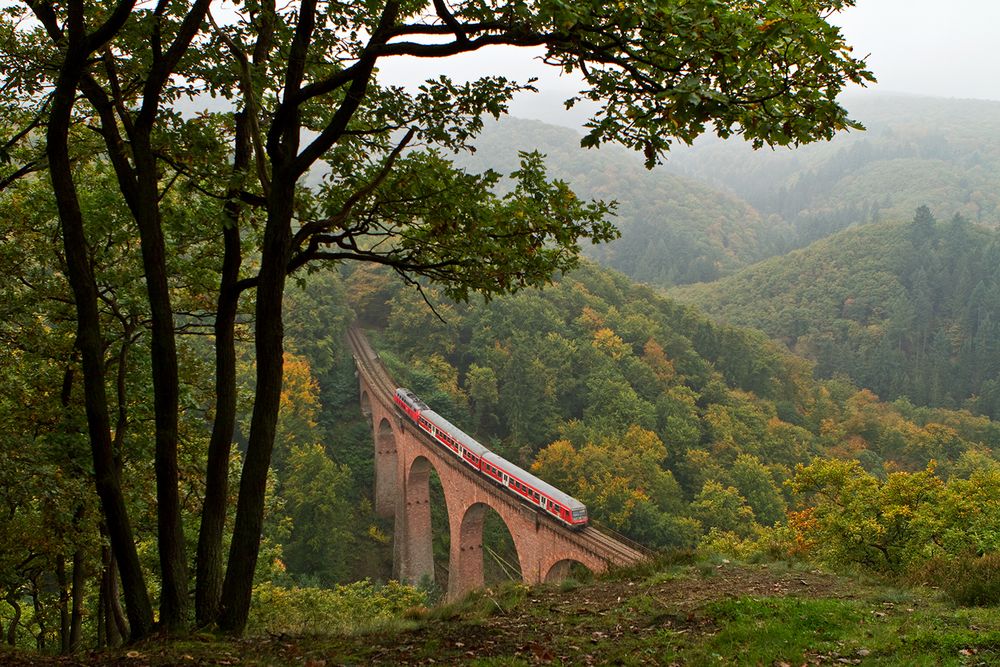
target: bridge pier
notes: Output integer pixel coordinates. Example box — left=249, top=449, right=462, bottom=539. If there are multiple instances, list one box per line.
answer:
left=374, top=417, right=397, bottom=518
left=447, top=503, right=486, bottom=600
left=395, top=456, right=435, bottom=586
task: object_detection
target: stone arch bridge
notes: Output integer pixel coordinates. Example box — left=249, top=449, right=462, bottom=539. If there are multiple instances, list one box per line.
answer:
left=347, top=325, right=647, bottom=600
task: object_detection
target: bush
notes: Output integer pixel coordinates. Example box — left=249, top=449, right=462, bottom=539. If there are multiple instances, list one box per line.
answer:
left=699, top=524, right=800, bottom=564
left=909, top=554, right=1000, bottom=606
left=247, top=579, right=427, bottom=635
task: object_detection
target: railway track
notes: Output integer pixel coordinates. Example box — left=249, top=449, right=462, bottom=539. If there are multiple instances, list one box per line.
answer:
left=346, top=324, right=648, bottom=568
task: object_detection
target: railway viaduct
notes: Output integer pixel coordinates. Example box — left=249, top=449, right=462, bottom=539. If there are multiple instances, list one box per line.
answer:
left=347, top=325, right=647, bottom=601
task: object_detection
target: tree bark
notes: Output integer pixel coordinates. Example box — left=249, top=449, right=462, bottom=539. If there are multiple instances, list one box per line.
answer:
left=195, top=110, right=250, bottom=627
left=5, top=592, right=20, bottom=646
left=196, top=3, right=275, bottom=623
left=217, top=182, right=294, bottom=634
left=100, top=544, right=126, bottom=647
left=31, top=579, right=44, bottom=651
left=128, top=127, right=188, bottom=631
left=57, top=557, right=70, bottom=653
left=96, top=573, right=105, bottom=648
left=69, top=549, right=85, bottom=651
left=44, top=5, right=154, bottom=640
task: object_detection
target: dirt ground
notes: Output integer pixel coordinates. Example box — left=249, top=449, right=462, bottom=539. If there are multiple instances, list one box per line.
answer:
left=0, top=564, right=903, bottom=667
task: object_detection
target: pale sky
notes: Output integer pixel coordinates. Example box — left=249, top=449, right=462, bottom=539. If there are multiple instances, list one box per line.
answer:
left=377, top=0, right=1000, bottom=123
left=833, top=0, right=1000, bottom=102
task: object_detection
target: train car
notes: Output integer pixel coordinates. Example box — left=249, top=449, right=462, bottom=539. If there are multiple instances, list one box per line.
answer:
left=393, top=386, right=588, bottom=529
left=420, top=409, right=490, bottom=470
left=480, top=451, right=588, bottom=529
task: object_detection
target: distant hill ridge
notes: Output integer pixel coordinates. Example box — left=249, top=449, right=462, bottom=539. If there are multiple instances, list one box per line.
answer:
left=662, top=93, right=1000, bottom=245
left=672, top=210, right=1000, bottom=416
left=456, top=116, right=789, bottom=287
left=459, top=94, right=1000, bottom=288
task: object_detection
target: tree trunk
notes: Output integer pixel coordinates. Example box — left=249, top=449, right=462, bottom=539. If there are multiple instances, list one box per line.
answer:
left=5, top=592, right=20, bottom=646
left=217, top=183, right=294, bottom=634
left=96, top=574, right=105, bottom=649
left=31, top=580, right=44, bottom=651
left=129, top=129, right=188, bottom=632
left=97, top=543, right=126, bottom=647
left=57, top=557, right=70, bottom=653
left=196, top=112, right=249, bottom=627
left=69, top=549, right=85, bottom=651
left=46, top=25, right=154, bottom=641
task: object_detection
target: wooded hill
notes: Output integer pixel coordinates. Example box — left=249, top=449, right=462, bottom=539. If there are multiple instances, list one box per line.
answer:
left=348, top=259, right=1000, bottom=563
left=453, top=117, right=789, bottom=286
left=673, top=208, right=1000, bottom=417
left=664, top=94, right=1000, bottom=247
left=464, top=95, right=1000, bottom=288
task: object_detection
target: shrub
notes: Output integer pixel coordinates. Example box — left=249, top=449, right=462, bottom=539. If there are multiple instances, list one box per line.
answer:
left=909, top=554, right=1000, bottom=606
left=700, top=524, right=799, bottom=563
left=247, top=579, right=427, bottom=635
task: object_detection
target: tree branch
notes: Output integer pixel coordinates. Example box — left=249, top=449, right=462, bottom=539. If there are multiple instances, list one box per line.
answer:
left=291, top=126, right=416, bottom=249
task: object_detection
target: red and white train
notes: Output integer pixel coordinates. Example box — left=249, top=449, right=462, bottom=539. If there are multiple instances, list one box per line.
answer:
left=393, top=387, right=589, bottom=530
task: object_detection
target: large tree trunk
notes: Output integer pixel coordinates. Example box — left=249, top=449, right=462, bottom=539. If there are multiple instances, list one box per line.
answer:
left=217, top=183, right=294, bottom=634
left=45, top=21, right=154, bottom=641
left=195, top=112, right=249, bottom=627
left=73, top=3, right=213, bottom=632
left=129, top=130, right=188, bottom=632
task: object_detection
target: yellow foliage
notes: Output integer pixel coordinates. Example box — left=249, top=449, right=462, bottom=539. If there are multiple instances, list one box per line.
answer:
left=592, top=327, right=629, bottom=360
left=577, top=306, right=605, bottom=331
left=280, top=351, right=320, bottom=431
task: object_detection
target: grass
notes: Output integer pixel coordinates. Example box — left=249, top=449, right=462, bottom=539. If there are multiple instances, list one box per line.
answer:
left=7, top=560, right=1000, bottom=665
left=692, top=597, right=863, bottom=664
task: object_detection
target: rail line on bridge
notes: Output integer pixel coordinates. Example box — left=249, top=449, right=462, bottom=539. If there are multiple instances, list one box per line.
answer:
left=346, top=324, right=649, bottom=598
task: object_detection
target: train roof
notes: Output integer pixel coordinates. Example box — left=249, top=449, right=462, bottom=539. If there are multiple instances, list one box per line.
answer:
left=421, top=410, right=491, bottom=458
left=480, top=450, right=586, bottom=512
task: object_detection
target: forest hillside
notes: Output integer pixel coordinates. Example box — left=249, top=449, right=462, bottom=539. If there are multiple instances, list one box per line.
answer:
left=345, top=260, right=1000, bottom=582
left=452, top=117, right=785, bottom=286
left=461, top=95, right=1000, bottom=289
left=673, top=208, right=1000, bottom=417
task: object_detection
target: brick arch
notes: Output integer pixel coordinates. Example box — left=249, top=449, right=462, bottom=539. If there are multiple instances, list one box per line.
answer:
left=374, top=417, right=397, bottom=518
left=537, top=548, right=607, bottom=587
left=447, top=500, right=527, bottom=601
left=544, top=558, right=594, bottom=583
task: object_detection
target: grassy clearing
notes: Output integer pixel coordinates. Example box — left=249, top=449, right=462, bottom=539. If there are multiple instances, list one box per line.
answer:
left=5, top=559, right=1000, bottom=665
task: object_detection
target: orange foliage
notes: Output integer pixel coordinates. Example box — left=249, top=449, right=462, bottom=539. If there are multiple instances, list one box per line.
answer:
left=786, top=507, right=819, bottom=556
left=641, top=338, right=676, bottom=383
